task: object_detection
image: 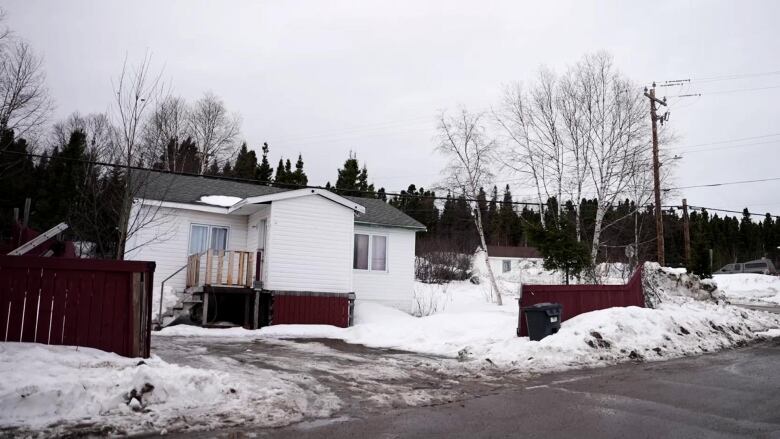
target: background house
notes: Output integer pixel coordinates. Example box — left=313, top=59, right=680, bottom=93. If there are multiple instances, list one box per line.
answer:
left=484, top=245, right=542, bottom=274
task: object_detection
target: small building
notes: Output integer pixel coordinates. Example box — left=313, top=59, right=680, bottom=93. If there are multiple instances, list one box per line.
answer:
left=485, top=245, right=542, bottom=274
left=124, top=170, right=425, bottom=327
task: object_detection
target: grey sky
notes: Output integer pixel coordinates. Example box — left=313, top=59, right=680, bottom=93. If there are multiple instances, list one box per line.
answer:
left=5, top=0, right=780, bottom=217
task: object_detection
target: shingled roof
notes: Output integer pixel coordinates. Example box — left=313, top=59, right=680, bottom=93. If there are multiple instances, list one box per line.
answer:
left=132, top=170, right=426, bottom=230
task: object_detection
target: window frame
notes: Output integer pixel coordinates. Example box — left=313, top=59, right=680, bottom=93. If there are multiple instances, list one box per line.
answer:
left=353, top=232, right=389, bottom=273
left=188, top=223, right=231, bottom=256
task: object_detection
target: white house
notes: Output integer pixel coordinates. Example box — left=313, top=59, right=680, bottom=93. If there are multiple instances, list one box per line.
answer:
left=479, top=245, right=542, bottom=275
left=124, top=170, right=425, bottom=324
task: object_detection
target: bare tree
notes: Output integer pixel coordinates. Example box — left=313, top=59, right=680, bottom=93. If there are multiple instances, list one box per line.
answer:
left=0, top=39, right=53, bottom=138
left=111, top=53, right=167, bottom=259
left=576, top=53, right=646, bottom=264
left=495, top=83, right=549, bottom=228
left=187, top=92, right=240, bottom=174
left=51, top=112, right=119, bottom=163
left=437, top=109, right=503, bottom=305
left=143, top=95, right=190, bottom=170
left=498, top=53, right=658, bottom=275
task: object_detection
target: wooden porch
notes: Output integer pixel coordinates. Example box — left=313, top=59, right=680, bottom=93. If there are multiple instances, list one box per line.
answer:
left=185, top=249, right=263, bottom=291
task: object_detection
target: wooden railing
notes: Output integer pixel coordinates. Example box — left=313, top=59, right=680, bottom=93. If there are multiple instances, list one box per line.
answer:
left=186, top=250, right=254, bottom=288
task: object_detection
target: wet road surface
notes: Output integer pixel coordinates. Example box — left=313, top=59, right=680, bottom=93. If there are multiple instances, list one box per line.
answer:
left=227, top=338, right=780, bottom=439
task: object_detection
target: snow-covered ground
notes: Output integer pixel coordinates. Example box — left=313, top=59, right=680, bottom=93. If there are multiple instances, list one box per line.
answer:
left=714, top=273, right=780, bottom=305
left=5, top=262, right=780, bottom=435
left=161, top=263, right=780, bottom=372
left=0, top=343, right=330, bottom=436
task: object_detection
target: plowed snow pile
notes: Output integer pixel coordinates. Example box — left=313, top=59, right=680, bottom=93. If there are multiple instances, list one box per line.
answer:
left=714, top=273, right=780, bottom=305
left=0, top=343, right=329, bottom=436
left=163, top=262, right=780, bottom=373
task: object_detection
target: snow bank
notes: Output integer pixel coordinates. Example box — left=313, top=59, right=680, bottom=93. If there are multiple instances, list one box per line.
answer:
left=643, top=262, right=724, bottom=306
left=714, top=273, right=780, bottom=305
left=160, top=265, right=780, bottom=374
left=198, top=195, right=242, bottom=207
left=0, top=343, right=325, bottom=435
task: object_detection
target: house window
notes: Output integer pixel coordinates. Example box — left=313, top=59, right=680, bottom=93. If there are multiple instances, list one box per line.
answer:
left=371, top=235, right=387, bottom=271
left=354, top=234, right=369, bottom=270
left=502, top=260, right=511, bottom=273
left=189, top=224, right=228, bottom=255
left=353, top=233, right=387, bottom=271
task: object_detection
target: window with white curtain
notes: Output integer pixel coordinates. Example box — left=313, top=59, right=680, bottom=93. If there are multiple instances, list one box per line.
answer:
left=353, top=233, right=387, bottom=271
left=371, top=235, right=387, bottom=271
left=353, top=234, right=369, bottom=270
left=189, top=224, right=228, bottom=255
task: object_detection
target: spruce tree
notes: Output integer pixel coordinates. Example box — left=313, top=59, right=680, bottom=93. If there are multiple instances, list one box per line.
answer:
left=232, top=142, right=258, bottom=179
left=256, top=142, right=274, bottom=182
left=274, top=158, right=287, bottom=185
left=291, top=154, right=308, bottom=186
left=335, top=153, right=375, bottom=197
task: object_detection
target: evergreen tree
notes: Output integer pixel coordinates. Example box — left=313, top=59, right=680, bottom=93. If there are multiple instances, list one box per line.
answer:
left=291, top=154, right=308, bottom=186
left=530, top=220, right=590, bottom=284
left=232, top=142, right=258, bottom=179
left=256, top=142, right=273, bottom=182
left=37, top=130, right=89, bottom=228
left=335, top=153, right=375, bottom=197
left=274, top=158, right=287, bottom=185
left=0, top=129, right=36, bottom=221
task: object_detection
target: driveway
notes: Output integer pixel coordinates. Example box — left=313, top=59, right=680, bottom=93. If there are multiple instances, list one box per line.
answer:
left=163, top=337, right=780, bottom=439
left=152, top=334, right=527, bottom=425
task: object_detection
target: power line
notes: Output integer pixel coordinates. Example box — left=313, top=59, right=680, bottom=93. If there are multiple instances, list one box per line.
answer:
left=669, top=84, right=780, bottom=98
left=665, top=176, right=780, bottom=192
left=684, top=205, right=780, bottom=220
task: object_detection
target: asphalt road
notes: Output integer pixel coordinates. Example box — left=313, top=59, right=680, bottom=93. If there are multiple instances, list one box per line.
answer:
left=249, top=338, right=780, bottom=439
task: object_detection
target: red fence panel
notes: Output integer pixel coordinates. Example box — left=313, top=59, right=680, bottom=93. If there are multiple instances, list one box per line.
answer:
left=271, top=292, right=353, bottom=328
left=518, top=266, right=644, bottom=337
left=0, top=256, right=155, bottom=357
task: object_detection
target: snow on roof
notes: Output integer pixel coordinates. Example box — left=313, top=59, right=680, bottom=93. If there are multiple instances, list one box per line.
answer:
left=199, top=195, right=243, bottom=207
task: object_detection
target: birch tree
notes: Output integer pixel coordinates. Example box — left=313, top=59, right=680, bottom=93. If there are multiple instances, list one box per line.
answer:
left=187, top=92, right=240, bottom=174
left=577, top=53, right=646, bottom=263
left=143, top=95, right=189, bottom=171
left=437, top=109, right=503, bottom=305
left=497, top=53, right=653, bottom=273
left=495, top=83, right=549, bottom=228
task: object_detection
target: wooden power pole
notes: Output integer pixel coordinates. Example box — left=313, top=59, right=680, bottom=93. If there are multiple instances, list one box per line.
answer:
left=644, top=84, right=668, bottom=266
left=682, top=198, right=691, bottom=265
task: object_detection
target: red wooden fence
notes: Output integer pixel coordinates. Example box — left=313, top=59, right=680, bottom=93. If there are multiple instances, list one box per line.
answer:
left=0, top=256, right=155, bottom=357
left=518, top=266, right=644, bottom=337
left=272, top=292, right=354, bottom=328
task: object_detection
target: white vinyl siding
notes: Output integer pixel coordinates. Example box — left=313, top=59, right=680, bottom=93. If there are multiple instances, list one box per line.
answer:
left=264, top=195, right=354, bottom=293
left=352, top=225, right=416, bottom=312
left=125, top=204, right=248, bottom=293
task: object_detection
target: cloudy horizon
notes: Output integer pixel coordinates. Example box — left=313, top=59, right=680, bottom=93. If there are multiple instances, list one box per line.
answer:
left=4, top=0, right=780, bottom=217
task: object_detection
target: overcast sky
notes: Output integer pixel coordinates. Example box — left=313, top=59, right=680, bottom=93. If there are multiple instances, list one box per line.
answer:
left=5, top=0, right=780, bottom=217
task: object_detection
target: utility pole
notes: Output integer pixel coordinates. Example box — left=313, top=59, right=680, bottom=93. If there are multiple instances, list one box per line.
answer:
left=644, top=83, right=668, bottom=266
left=682, top=198, right=691, bottom=265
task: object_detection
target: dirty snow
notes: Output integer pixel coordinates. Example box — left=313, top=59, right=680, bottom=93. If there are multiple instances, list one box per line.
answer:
left=0, top=343, right=328, bottom=436
left=198, top=195, right=242, bottom=207
left=714, top=273, right=780, bottom=305
left=160, top=263, right=780, bottom=372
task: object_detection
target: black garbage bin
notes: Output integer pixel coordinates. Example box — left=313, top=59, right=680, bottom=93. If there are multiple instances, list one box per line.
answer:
left=523, top=302, right=562, bottom=341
